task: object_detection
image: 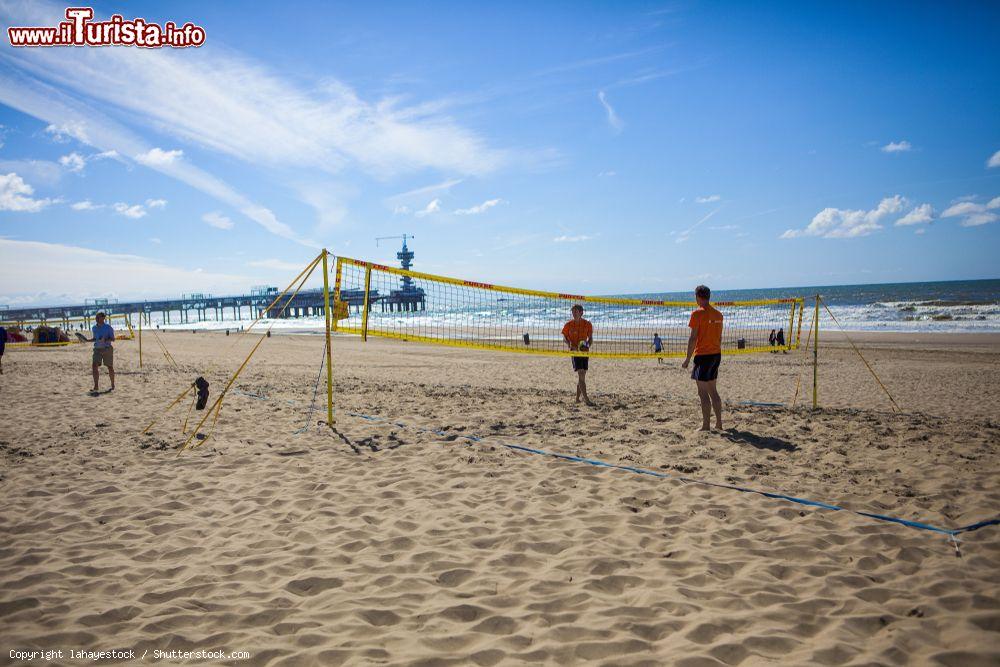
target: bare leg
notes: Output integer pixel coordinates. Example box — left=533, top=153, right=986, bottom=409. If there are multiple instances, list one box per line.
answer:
left=706, top=379, right=723, bottom=429
left=91, top=363, right=99, bottom=391
left=696, top=381, right=711, bottom=431
left=108, top=364, right=115, bottom=390
left=578, top=369, right=593, bottom=405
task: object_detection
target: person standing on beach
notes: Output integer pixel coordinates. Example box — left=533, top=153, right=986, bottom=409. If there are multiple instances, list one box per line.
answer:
left=776, top=327, right=787, bottom=353
left=681, top=286, right=724, bottom=431
left=562, top=304, right=594, bottom=406
left=652, top=333, right=664, bottom=364
left=0, top=325, right=6, bottom=374
left=87, top=312, right=115, bottom=392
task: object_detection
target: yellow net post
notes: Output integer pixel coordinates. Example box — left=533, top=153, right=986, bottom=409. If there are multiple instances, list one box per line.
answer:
left=786, top=300, right=796, bottom=351
left=332, top=255, right=343, bottom=332
left=322, top=249, right=335, bottom=427
left=361, top=264, right=372, bottom=341
left=812, top=295, right=820, bottom=409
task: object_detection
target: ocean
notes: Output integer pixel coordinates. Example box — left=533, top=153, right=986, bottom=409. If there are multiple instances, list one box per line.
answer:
left=151, top=278, right=1000, bottom=335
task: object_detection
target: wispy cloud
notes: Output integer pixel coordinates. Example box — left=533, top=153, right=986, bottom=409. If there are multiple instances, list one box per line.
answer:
left=455, top=198, right=504, bottom=215
left=388, top=178, right=463, bottom=202
left=58, top=152, right=85, bottom=173
left=0, top=172, right=53, bottom=212
left=553, top=234, right=594, bottom=243
left=695, top=194, right=721, bottom=204
left=597, top=91, right=623, bottom=133
left=940, top=197, right=999, bottom=227
left=414, top=198, right=442, bottom=218
left=881, top=140, right=913, bottom=153
left=203, top=211, right=234, bottom=230
left=135, top=148, right=183, bottom=167
left=112, top=202, right=147, bottom=219
left=895, top=203, right=935, bottom=226
left=782, top=196, right=907, bottom=239
left=146, top=198, right=167, bottom=209
left=0, top=238, right=250, bottom=305
left=675, top=207, right=721, bottom=243
left=988, top=150, right=1000, bottom=168
left=71, top=200, right=103, bottom=211
left=533, top=47, right=665, bottom=77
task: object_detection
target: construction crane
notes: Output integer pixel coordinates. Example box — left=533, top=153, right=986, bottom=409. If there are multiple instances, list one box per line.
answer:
left=375, top=233, right=414, bottom=248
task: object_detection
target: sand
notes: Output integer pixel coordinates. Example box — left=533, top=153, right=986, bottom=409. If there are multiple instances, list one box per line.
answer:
left=1, top=330, right=998, bottom=666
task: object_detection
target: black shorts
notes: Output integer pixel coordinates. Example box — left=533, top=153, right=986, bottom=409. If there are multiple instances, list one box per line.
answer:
left=691, top=353, right=721, bottom=382
left=571, top=356, right=589, bottom=372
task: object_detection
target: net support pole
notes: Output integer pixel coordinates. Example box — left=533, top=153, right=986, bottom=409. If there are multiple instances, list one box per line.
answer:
left=787, top=300, right=796, bottom=351
left=322, top=249, right=335, bottom=427
left=812, top=295, right=820, bottom=409
left=796, top=298, right=805, bottom=349
left=361, top=264, right=372, bottom=342
left=138, top=315, right=143, bottom=369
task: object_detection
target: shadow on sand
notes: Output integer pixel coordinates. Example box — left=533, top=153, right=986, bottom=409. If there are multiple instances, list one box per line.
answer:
left=721, top=429, right=797, bottom=453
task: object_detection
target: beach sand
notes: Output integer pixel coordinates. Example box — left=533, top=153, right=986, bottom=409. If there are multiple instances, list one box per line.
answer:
left=1, top=331, right=998, bottom=666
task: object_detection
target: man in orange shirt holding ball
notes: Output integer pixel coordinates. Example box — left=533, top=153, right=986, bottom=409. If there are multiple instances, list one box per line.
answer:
left=562, top=304, right=594, bottom=406
left=682, top=285, right=724, bottom=431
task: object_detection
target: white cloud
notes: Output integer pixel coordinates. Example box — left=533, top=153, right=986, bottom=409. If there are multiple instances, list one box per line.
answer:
left=202, top=211, right=234, bottom=230
left=145, top=198, right=168, bottom=209
left=987, top=150, right=1000, bottom=168
left=881, top=140, right=912, bottom=153
left=414, top=198, right=442, bottom=218
left=71, top=200, right=103, bottom=211
left=598, top=170, right=616, bottom=177
left=914, top=228, right=926, bottom=235
left=782, top=195, right=907, bottom=239
left=695, top=194, right=721, bottom=204
left=0, top=172, right=53, bottom=212
left=112, top=202, right=147, bottom=219
left=940, top=197, right=999, bottom=227
left=44, top=121, right=89, bottom=143
left=597, top=91, right=623, bottom=132
left=895, top=203, right=935, bottom=226
left=674, top=207, right=722, bottom=244
left=553, top=234, right=594, bottom=243
left=248, top=258, right=304, bottom=271
left=393, top=205, right=411, bottom=215
left=59, top=152, right=86, bottom=172
left=135, top=147, right=183, bottom=167
left=149, top=237, right=162, bottom=244
left=0, top=2, right=509, bottom=178
left=388, top=178, right=463, bottom=202
left=0, top=238, right=250, bottom=305
left=455, top=198, right=503, bottom=215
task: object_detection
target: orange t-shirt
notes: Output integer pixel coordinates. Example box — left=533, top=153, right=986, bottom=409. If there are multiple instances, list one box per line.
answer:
left=562, top=318, right=593, bottom=348
left=688, top=306, right=723, bottom=355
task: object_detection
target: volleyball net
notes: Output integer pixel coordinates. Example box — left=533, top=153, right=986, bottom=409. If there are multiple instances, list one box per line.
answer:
left=333, top=256, right=804, bottom=358
left=1, top=313, right=135, bottom=347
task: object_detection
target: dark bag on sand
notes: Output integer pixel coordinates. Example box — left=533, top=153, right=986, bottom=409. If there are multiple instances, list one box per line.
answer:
left=195, top=377, right=210, bottom=410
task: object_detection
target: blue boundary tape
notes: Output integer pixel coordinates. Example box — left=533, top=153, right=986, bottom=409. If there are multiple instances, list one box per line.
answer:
left=343, top=410, right=999, bottom=538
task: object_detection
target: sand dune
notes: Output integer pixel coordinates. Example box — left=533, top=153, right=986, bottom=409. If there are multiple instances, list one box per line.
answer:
left=1, top=332, right=997, bottom=665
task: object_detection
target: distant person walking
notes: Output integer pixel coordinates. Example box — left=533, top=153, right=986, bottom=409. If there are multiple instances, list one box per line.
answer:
left=562, top=304, right=594, bottom=406
left=776, top=327, right=787, bottom=353
left=681, top=285, right=724, bottom=431
left=87, top=312, right=115, bottom=392
left=652, top=333, right=664, bottom=364
left=768, top=329, right=777, bottom=352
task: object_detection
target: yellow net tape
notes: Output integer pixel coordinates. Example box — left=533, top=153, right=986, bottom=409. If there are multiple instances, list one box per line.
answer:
left=335, top=257, right=804, bottom=359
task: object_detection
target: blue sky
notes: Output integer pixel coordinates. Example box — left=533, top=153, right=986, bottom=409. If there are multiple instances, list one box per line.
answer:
left=0, top=0, right=998, bottom=306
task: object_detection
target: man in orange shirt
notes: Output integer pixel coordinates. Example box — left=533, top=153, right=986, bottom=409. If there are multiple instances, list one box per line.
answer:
left=562, top=304, right=594, bottom=405
left=681, top=285, right=724, bottom=431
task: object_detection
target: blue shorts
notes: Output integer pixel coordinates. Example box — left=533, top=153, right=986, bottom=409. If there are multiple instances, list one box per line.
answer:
left=691, top=353, right=721, bottom=382
left=571, top=356, right=589, bottom=372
